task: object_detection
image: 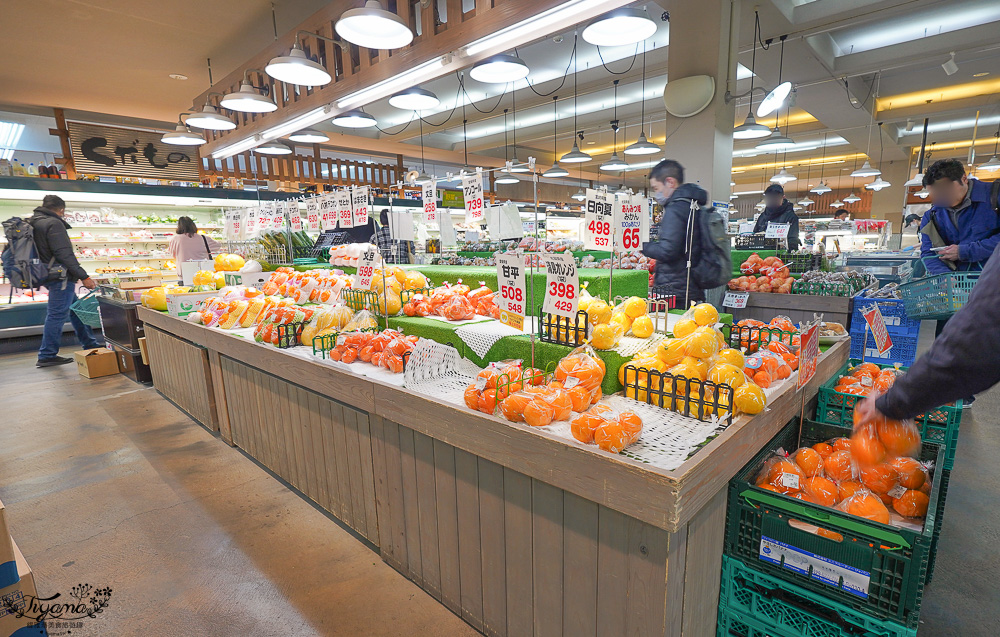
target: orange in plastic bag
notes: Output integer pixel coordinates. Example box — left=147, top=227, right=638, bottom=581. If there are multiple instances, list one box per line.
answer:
left=836, top=490, right=890, bottom=524
left=440, top=294, right=476, bottom=321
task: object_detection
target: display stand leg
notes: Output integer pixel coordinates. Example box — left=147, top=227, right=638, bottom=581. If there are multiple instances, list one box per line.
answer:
left=530, top=173, right=538, bottom=370
left=862, top=324, right=869, bottom=365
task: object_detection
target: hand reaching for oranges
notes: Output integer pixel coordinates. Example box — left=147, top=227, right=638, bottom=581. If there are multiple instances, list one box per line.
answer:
left=853, top=393, right=885, bottom=430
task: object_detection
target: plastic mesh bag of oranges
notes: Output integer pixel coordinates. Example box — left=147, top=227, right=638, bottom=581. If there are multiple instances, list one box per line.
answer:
left=463, top=360, right=524, bottom=415
left=554, top=344, right=606, bottom=393
left=743, top=350, right=792, bottom=389
left=439, top=294, right=476, bottom=321
left=570, top=404, right=643, bottom=453
left=403, top=293, right=433, bottom=317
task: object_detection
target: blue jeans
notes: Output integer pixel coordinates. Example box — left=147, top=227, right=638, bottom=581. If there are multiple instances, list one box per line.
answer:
left=39, top=281, right=99, bottom=359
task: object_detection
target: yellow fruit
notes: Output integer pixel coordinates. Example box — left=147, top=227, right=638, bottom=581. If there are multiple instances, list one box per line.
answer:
left=587, top=300, right=612, bottom=325
left=192, top=270, right=215, bottom=286
left=633, top=349, right=656, bottom=360
left=403, top=271, right=429, bottom=290
left=692, top=303, right=719, bottom=327
left=618, top=358, right=658, bottom=386
left=673, top=318, right=697, bottom=338
left=213, top=254, right=227, bottom=271
left=388, top=266, right=406, bottom=285
left=623, top=296, right=647, bottom=319
left=140, top=286, right=168, bottom=311
left=716, top=348, right=745, bottom=369
left=624, top=385, right=648, bottom=403
left=578, top=296, right=593, bottom=312
left=657, top=338, right=687, bottom=366
left=224, top=254, right=245, bottom=272
left=610, top=311, right=633, bottom=332
left=735, top=384, right=767, bottom=415
left=709, top=363, right=746, bottom=389
left=376, top=291, right=402, bottom=316
left=213, top=271, right=226, bottom=289
left=684, top=331, right=720, bottom=359
left=680, top=356, right=709, bottom=381
left=631, top=315, right=654, bottom=338
left=591, top=323, right=619, bottom=350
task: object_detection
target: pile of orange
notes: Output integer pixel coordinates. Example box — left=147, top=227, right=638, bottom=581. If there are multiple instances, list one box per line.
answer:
left=571, top=405, right=643, bottom=453
left=328, top=329, right=417, bottom=373
left=728, top=255, right=794, bottom=294
left=834, top=362, right=902, bottom=396
left=463, top=362, right=526, bottom=415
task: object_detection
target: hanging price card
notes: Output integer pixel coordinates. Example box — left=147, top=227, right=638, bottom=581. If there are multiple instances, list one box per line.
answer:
left=306, top=199, right=320, bottom=232
left=352, top=186, right=370, bottom=226
left=634, top=194, right=651, bottom=244
left=862, top=304, right=894, bottom=355
left=584, top=188, right=613, bottom=250
left=496, top=252, right=526, bottom=330
left=739, top=221, right=756, bottom=234
left=765, top=222, right=790, bottom=239
left=354, top=245, right=380, bottom=290
left=272, top=202, right=285, bottom=230
left=336, top=190, right=354, bottom=228
left=722, top=291, right=750, bottom=309
left=320, top=195, right=337, bottom=231
left=797, top=320, right=821, bottom=389
left=462, top=172, right=484, bottom=223
left=233, top=209, right=245, bottom=240
left=616, top=196, right=645, bottom=250
left=224, top=209, right=236, bottom=240
left=422, top=183, right=438, bottom=224
left=245, top=206, right=259, bottom=239
left=289, top=202, right=303, bottom=232
left=542, top=252, right=579, bottom=319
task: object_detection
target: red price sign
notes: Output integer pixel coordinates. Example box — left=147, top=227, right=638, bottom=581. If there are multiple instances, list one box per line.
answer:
left=542, top=252, right=579, bottom=319
left=584, top=189, right=613, bottom=250
left=797, top=321, right=821, bottom=389
left=353, top=246, right=380, bottom=290
left=463, top=172, right=484, bottom=223
left=862, top=304, right=894, bottom=355
left=496, top=253, right=526, bottom=329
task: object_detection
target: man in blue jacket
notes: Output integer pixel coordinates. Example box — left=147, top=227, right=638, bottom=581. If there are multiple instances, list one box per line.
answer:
left=919, top=159, right=1000, bottom=274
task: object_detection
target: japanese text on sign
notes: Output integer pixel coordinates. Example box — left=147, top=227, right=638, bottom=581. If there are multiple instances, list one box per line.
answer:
left=224, top=210, right=236, bottom=241
left=765, top=222, right=790, bottom=239
left=320, top=195, right=336, bottom=231
left=245, top=207, right=259, bottom=238
left=352, top=186, right=369, bottom=226
left=616, top=197, right=644, bottom=250
left=797, top=321, right=821, bottom=389
left=584, top=188, right=613, bottom=250
left=422, top=183, right=438, bottom=224
left=496, top=252, right=526, bottom=330
left=337, top=191, right=354, bottom=228
left=306, top=199, right=320, bottom=232
left=542, top=252, right=579, bottom=318
left=722, top=291, right=750, bottom=309
left=462, top=172, right=484, bottom=223
left=862, top=304, right=894, bottom=355
left=289, top=203, right=303, bottom=232
left=739, top=221, right=756, bottom=234
left=354, top=245, right=380, bottom=290
left=271, top=203, right=285, bottom=230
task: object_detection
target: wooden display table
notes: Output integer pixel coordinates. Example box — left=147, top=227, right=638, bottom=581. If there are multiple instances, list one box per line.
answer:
left=137, top=306, right=848, bottom=636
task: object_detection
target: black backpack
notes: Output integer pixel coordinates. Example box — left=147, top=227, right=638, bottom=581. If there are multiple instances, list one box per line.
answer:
left=1, top=217, right=60, bottom=289
left=680, top=199, right=733, bottom=290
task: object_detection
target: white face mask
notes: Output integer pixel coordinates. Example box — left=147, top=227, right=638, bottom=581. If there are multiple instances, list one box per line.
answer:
left=654, top=192, right=670, bottom=206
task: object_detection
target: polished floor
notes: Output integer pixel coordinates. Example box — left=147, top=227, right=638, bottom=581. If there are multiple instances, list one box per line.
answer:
left=0, top=345, right=997, bottom=636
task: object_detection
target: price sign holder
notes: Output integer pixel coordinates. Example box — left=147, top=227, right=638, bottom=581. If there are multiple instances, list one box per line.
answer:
left=306, top=199, right=320, bottom=232
left=615, top=197, right=644, bottom=251
left=584, top=188, right=613, bottom=250
left=539, top=309, right=589, bottom=346
left=542, top=252, right=579, bottom=319
left=496, top=252, right=526, bottom=330
left=289, top=201, right=303, bottom=232
left=722, top=291, right=750, bottom=309
left=739, top=221, right=756, bottom=234
left=354, top=245, right=380, bottom=290
left=352, top=186, right=370, bottom=226
left=422, top=183, right=438, bottom=224
left=765, top=222, right=790, bottom=239
left=462, top=172, right=485, bottom=223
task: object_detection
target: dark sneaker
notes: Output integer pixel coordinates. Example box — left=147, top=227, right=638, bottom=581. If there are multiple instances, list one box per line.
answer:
left=36, top=356, right=73, bottom=368
left=962, top=396, right=975, bottom=409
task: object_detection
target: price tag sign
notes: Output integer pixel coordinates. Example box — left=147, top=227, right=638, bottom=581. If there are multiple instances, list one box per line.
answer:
left=633, top=194, right=651, bottom=244
left=738, top=221, right=756, bottom=234
left=542, top=252, right=578, bottom=319
left=422, top=183, right=438, bottom=224
left=232, top=209, right=245, bottom=240
left=584, top=188, right=613, bottom=249
left=245, top=206, right=259, bottom=238
left=722, top=291, right=750, bottom=309
left=462, top=172, right=484, bottom=223
left=289, top=203, right=303, bottom=232
left=352, top=186, right=369, bottom=226
left=616, top=196, right=644, bottom=251
left=354, top=245, right=380, bottom=290
left=765, top=222, right=790, bottom=239
left=862, top=304, right=894, bottom=355
left=273, top=202, right=286, bottom=230
left=496, top=252, right=526, bottom=330
left=797, top=320, right=821, bottom=389
left=306, top=199, right=320, bottom=232
left=320, top=195, right=336, bottom=230
left=336, top=190, right=354, bottom=228
left=223, top=209, right=236, bottom=240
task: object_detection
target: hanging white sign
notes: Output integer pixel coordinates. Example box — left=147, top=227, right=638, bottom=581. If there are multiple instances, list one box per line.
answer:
left=422, top=183, right=438, bottom=224
left=352, top=186, right=370, bottom=226
left=462, top=172, right=485, bottom=223
left=337, top=190, right=354, bottom=228
left=584, top=188, right=613, bottom=250
left=542, top=252, right=579, bottom=319
left=615, top=197, right=644, bottom=251
left=306, top=199, right=320, bottom=232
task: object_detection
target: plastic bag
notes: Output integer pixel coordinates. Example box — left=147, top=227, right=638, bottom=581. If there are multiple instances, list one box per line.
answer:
left=465, top=360, right=524, bottom=416
left=570, top=403, right=643, bottom=452
left=834, top=488, right=891, bottom=524
left=403, top=293, right=432, bottom=317
left=439, top=294, right=475, bottom=321
left=554, top=344, right=605, bottom=392
left=344, top=309, right=378, bottom=332
left=467, top=281, right=493, bottom=303
left=743, top=349, right=791, bottom=388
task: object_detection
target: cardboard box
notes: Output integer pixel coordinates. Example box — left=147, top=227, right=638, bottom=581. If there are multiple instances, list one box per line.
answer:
left=165, top=291, right=216, bottom=317
left=74, top=349, right=120, bottom=379
left=0, top=538, right=43, bottom=637
left=137, top=337, right=149, bottom=366
left=118, top=275, right=162, bottom=290
left=223, top=272, right=270, bottom=290
left=0, top=501, right=15, bottom=590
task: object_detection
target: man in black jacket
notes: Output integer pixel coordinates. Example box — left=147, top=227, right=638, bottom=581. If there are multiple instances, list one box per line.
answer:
left=753, top=184, right=800, bottom=250
left=641, top=159, right=709, bottom=306
left=31, top=195, right=99, bottom=367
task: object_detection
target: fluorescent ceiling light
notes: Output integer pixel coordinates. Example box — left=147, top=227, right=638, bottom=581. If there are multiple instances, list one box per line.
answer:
left=830, top=2, right=1000, bottom=55
left=388, top=87, right=440, bottom=110
left=733, top=113, right=771, bottom=139
left=561, top=142, right=592, bottom=163
left=0, top=121, right=25, bottom=160
left=332, top=109, right=377, bottom=128
left=851, top=160, right=881, bottom=177
left=464, top=0, right=610, bottom=57
left=624, top=132, right=661, bottom=155
left=495, top=170, right=520, bottom=185
left=335, top=0, right=413, bottom=50
left=469, top=54, right=529, bottom=84
left=0, top=188, right=263, bottom=207
left=843, top=192, right=861, bottom=203
left=542, top=162, right=569, bottom=177
left=756, top=81, right=792, bottom=118
left=337, top=57, right=446, bottom=109
left=730, top=194, right=738, bottom=199
left=220, top=81, right=277, bottom=113
left=770, top=167, right=796, bottom=184
left=810, top=181, right=832, bottom=194
left=256, top=140, right=293, bottom=155
left=211, top=135, right=261, bottom=160
left=185, top=104, right=236, bottom=131
left=979, top=156, right=1000, bottom=171
left=581, top=8, right=657, bottom=47
left=161, top=123, right=206, bottom=146
left=288, top=129, right=329, bottom=143
left=600, top=153, right=628, bottom=171
left=266, top=44, right=332, bottom=87
left=756, top=129, right=796, bottom=150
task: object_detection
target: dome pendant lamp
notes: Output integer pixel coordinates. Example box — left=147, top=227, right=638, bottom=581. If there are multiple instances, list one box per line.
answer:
left=220, top=70, right=277, bottom=113
left=543, top=96, right=570, bottom=178
left=161, top=115, right=206, bottom=145
left=560, top=35, right=592, bottom=164
left=625, top=42, right=661, bottom=156
left=335, top=1, right=414, bottom=50
left=600, top=80, right=629, bottom=172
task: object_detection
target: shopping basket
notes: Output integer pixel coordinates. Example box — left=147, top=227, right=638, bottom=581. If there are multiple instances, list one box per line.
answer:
left=70, top=290, right=103, bottom=329
left=896, top=272, right=980, bottom=320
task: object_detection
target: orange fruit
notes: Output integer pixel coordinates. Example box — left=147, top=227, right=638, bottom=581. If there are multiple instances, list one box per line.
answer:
left=591, top=386, right=603, bottom=404
left=889, top=457, right=926, bottom=490
left=568, top=385, right=592, bottom=412
left=478, top=391, right=497, bottom=415
left=501, top=394, right=530, bottom=422
left=623, top=296, right=647, bottom=319
left=794, top=448, right=824, bottom=477
left=876, top=420, right=921, bottom=458
left=709, top=363, right=746, bottom=389
left=812, top=442, right=834, bottom=458
left=838, top=480, right=863, bottom=501
left=692, top=303, right=720, bottom=326
left=844, top=492, right=891, bottom=524
left=673, top=318, right=697, bottom=339
left=855, top=362, right=881, bottom=377
left=341, top=348, right=358, bottom=364
left=684, top=331, right=719, bottom=359
left=766, top=459, right=805, bottom=493
left=594, top=421, right=628, bottom=453
left=850, top=425, right=887, bottom=466
left=549, top=390, right=573, bottom=421
left=524, top=399, right=554, bottom=427
left=893, top=490, right=930, bottom=518
left=824, top=450, right=855, bottom=482
left=832, top=438, right=852, bottom=453
left=790, top=492, right=809, bottom=501
left=570, top=413, right=603, bottom=444
left=522, top=367, right=546, bottom=386
left=775, top=364, right=791, bottom=380
left=802, top=476, right=839, bottom=507
left=464, top=384, right=480, bottom=410
left=753, top=370, right=773, bottom=389
left=816, top=528, right=845, bottom=542
left=758, top=484, right=782, bottom=493
left=657, top=338, right=688, bottom=366
left=617, top=411, right=643, bottom=444
left=861, top=464, right=899, bottom=494
left=874, top=373, right=896, bottom=394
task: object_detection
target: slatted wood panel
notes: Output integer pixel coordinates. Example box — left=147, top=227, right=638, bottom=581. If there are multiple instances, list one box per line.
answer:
left=374, top=417, right=676, bottom=637
left=218, top=355, right=379, bottom=545
left=202, top=153, right=400, bottom=189
left=144, top=326, right=218, bottom=430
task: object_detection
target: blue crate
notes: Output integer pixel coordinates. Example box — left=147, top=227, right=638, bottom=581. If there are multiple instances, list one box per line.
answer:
left=849, top=331, right=918, bottom=365
left=851, top=296, right=920, bottom=332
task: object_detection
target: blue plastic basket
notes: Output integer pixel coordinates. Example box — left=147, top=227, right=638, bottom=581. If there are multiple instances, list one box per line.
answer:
left=849, top=331, right=918, bottom=366
left=851, top=296, right=920, bottom=332
left=896, top=272, right=980, bottom=320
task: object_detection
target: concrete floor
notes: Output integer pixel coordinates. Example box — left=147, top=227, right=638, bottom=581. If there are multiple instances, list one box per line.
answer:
left=0, top=336, right=998, bottom=636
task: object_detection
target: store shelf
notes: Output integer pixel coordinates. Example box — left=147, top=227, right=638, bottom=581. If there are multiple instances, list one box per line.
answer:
left=78, top=256, right=169, bottom=262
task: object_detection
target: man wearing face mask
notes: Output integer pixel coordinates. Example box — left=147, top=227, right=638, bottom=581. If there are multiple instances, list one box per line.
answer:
left=753, top=184, right=800, bottom=251
left=641, top=159, right=710, bottom=306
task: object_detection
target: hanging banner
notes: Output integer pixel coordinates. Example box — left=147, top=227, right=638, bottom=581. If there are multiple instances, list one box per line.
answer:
left=462, top=172, right=485, bottom=223
left=496, top=252, right=526, bottom=330
left=245, top=206, right=260, bottom=239
left=584, top=188, right=613, bottom=250
left=320, top=194, right=337, bottom=231
left=289, top=202, right=303, bottom=232
left=306, top=198, right=320, bottom=232
left=337, top=190, right=354, bottom=228
left=352, top=186, right=370, bottom=226
left=422, top=183, right=438, bottom=224
left=542, top=252, right=579, bottom=319
left=616, top=196, right=645, bottom=251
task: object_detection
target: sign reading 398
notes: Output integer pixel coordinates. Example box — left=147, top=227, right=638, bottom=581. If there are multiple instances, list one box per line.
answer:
left=542, top=252, right=579, bottom=319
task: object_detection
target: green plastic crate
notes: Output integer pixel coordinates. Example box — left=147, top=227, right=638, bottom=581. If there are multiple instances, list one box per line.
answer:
left=925, top=468, right=951, bottom=585
left=717, top=607, right=779, bottom=637
left=723, top=419, right=946, bottom=630
left=815, top=359, right=962, bottom=470
left=720, top=555, right=917, bottom=637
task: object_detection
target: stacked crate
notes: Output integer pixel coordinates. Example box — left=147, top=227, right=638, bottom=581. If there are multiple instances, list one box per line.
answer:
left=850, top=297, right=921, bottom=366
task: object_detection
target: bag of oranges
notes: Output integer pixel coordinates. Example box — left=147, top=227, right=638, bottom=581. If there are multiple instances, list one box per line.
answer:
left=554, top=344, right=606, bottom=392
left=743, top=350, right=792, bottom=389
left=570, top=403, right=643, bottom=453
left=671, top=302, right=722, bottom=339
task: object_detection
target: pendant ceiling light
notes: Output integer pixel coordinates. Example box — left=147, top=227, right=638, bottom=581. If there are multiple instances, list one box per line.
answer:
left=904, top=173, right=924, bottom=186
left=543, top=96, right=570, bottom=178
left=266, top=42, right=332, bottom=87
left=220, top=69, right=277, bottom=113
left=851, top=72, right=883, bottom=179
left=332, top=109, right=377, bottom=128
left=469, top=54, right=529, bottom=84
left=866, top=176, right=891, bottom=191
left=581, top=8, right=657, bottom=47
left=161, top=116, right=206, bottom=146
left=843, top=192, right=862, bottom=203
left=756, top=129, right=795, bottom=150
left=572, top=188, right=587, bottom=201
left=770, top=167, right=796, bottom=184
left=797, top=196, right=814, bottom=206
left=600, top=80, right=629, bottom=172
left=915, top=186, right=930, bottom=198
left=625, top=43, right=661, bottom=156
left=388, top=86, right=439, bottom=111
left=810, top=133, right=832, bottom=194
left=615, top=184, right=631, bottom=197
left=335, top=0, right=413, bottom=50
left=851, top=160, right=881, bottom=178
left=288, top=129, right=329, bottom=143
left=830, top=199, right=845, bottom=207
left=796, top=153, right=813, bottom=206
left=980, top=123, right=1000, bottom=171
left=561, top=36, right=592, bottom=164
left=496, top=109, right=519, bottom=185
left=509, top=91, right=529, bottom=172
left=256, top=140, right=292, bottom=155
left=757, top=35, right=792, bottom=118
left=734, top=11, right=772, bottom=140
left=810, top=181, right=832, bottom=194
left=186, top=102, right=236, bottom=130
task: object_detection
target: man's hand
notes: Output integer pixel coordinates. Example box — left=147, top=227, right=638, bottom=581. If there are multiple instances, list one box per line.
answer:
left=854, top=395, right=886, bottom=429
left=81, top=277, right=97, bottom=290
left=937, top=244, right=961, bottom=261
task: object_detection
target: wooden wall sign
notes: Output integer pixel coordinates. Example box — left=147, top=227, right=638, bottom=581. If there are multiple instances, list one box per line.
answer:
left=67, top=122, right=201, bottom=181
